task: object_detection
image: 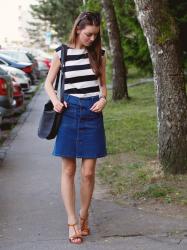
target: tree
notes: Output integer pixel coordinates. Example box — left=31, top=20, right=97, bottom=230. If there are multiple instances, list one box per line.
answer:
left=101, top=0, right=129, bottom=100
left=31, top=0, right=187, bottom=74
left=134, top=0, right=187, bottom=174
left=30, top=0, right=82, bottom=41
left=26, top=19, right=49, bottom=48
left=114, top=0, right=152, bottom=74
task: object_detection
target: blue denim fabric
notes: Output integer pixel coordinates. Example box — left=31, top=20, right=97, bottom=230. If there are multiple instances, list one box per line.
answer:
left=52, top=93, right=107, bottom=158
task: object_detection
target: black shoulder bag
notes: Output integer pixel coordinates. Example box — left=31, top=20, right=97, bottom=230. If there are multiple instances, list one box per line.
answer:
left=37, top=44, right=67, bottom=140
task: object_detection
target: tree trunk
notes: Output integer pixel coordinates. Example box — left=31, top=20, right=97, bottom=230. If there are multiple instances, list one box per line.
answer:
left=134, top=0, right=187, bottom=174
left=101, top=0, right=129, bottom=100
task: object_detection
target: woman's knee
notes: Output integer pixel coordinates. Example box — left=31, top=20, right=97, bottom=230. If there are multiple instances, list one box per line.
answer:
left=62, top=158, right=76, bottom=177
left=83, top=172, right=95, bottom=182
left=81, top=159, right=96, bottom=182
left=81, top=169, right=95, bottom=182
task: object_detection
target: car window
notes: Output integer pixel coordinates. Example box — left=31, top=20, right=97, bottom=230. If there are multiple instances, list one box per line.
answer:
left=0, top=54, right=18, bottom=63
left=0, top=59, right=7, bottom=65
left=0, top=51, right=31, bottom=63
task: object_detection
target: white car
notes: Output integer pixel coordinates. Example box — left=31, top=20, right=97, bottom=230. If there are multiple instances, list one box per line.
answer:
left=0, top=65, right=30, bottom=92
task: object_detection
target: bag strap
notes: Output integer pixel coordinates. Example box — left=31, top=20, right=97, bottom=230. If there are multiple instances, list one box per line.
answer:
left=54, top=44, right=67, bottom=101
left=60, top=44, right=67, bottom=102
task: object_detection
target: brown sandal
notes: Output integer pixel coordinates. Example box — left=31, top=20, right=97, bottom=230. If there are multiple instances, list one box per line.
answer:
left=79, top=213, right=90, bottom=236
left=68, top=223, right=83, bottom=244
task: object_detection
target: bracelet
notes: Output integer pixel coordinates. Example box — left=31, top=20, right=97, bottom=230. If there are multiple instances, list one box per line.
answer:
left=99, top=95, right=107, bottom=102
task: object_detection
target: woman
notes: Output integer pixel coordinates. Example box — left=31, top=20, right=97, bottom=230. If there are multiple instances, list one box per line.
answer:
left=44, top=11, right=107, bottom=244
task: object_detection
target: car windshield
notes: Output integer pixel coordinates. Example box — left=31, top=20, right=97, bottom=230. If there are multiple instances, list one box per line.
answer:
left=0, top=50, right=31, bottom=63
left=0, top=54, right=18, bottom=63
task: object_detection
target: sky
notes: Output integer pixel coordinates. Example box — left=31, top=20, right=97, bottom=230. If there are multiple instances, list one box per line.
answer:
left=0, top=0, right=36, bottom=42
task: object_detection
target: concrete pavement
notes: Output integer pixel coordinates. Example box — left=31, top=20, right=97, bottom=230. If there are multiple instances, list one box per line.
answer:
left=0, top=85, right=187, bottom=249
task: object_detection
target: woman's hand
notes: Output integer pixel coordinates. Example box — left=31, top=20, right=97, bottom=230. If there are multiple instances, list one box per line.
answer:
left=52, top=99, right=68, bottom=113
left=90, top=98, right=107, bottom=112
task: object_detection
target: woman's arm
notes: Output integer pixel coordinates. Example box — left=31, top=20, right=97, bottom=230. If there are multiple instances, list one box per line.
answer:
left=44, top=52, right=67, bottom=112
left=90, top=54, right=107, bottom=112
left=99, top=53, right=107, bottom=99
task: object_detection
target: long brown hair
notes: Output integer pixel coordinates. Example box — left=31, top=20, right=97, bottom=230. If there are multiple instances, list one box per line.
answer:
left=68, top=11, right=102, bottom=78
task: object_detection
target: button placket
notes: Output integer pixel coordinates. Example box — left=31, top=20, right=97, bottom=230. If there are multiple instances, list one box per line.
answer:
left=76, top=98, right=82, bottom=154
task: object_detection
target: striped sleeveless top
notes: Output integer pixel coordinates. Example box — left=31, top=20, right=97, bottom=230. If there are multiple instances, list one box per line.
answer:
left=55, top=44, right=105, bottom=98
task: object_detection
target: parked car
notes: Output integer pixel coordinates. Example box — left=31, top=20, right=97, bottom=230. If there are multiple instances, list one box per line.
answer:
left=0, top=66, right=15, bottom=117
left=12, top=80, right=24, bottom=109
left=0, top=49, right=40, bottom=83
left=28, top=49, right=52, bottom=70
left=0, top=53, right=36, bottom=85
left=0, top=65, right=30, bottom=92
left=37, top=60, right=49, bottom=78
left=25, top=51, right=40, bottom=79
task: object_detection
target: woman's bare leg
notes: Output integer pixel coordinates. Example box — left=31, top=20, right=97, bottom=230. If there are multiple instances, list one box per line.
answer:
left=80, top=158, right=97, bottom=218
left=61, top=157, right=81, bottom=243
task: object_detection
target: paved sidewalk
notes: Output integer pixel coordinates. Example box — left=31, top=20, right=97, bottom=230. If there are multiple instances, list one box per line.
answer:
left=0, top=86, right=187, bottom=249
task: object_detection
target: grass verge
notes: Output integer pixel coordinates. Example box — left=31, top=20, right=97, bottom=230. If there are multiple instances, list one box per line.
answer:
left=97, top=83, right=187, bottom=207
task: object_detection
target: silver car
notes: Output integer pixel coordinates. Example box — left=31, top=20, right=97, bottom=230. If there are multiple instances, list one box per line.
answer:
left=0, top=50, right=38, bottom=84
left=0, top=65, right=30, bottom=92
left=0, top=66, right=15, bottom=117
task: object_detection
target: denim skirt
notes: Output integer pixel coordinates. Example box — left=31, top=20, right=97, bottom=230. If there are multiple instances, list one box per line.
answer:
left=52, top=93, right=107, bottom=159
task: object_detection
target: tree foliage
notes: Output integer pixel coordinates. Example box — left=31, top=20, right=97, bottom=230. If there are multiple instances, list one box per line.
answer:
left=29, top=0, right=187, bottom=73
left=26, top=19, right=49, bottom=47
left=30, top=0, right=82, bottom=41
left=114, top=0, right=152, bottom=73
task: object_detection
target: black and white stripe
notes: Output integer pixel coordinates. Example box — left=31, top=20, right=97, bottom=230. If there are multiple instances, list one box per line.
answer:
left=55, top=45, right=105, bottom=98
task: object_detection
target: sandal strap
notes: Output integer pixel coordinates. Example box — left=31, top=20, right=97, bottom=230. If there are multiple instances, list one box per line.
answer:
left=80, top=215, right=89, bottom=223
left=68, top=223, right=77, bottom=227
left=79, top=214, right=89, bottom=222
left=68, top=223, right=82, bottom=237
left=80, top=215, right=87, bottom=220
left=79, top=214, right=90, bottom=233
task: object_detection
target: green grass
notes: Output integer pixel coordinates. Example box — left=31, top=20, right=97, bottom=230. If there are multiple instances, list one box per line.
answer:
left=134, top=184, right=174, bottom=199
left=98, top=82, right=187, bottom=206
left=97, top=158, right=187, bottom=205
left=106, top=59, right=152, bottom=85
left=103, top=83, right=157, bottom=158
